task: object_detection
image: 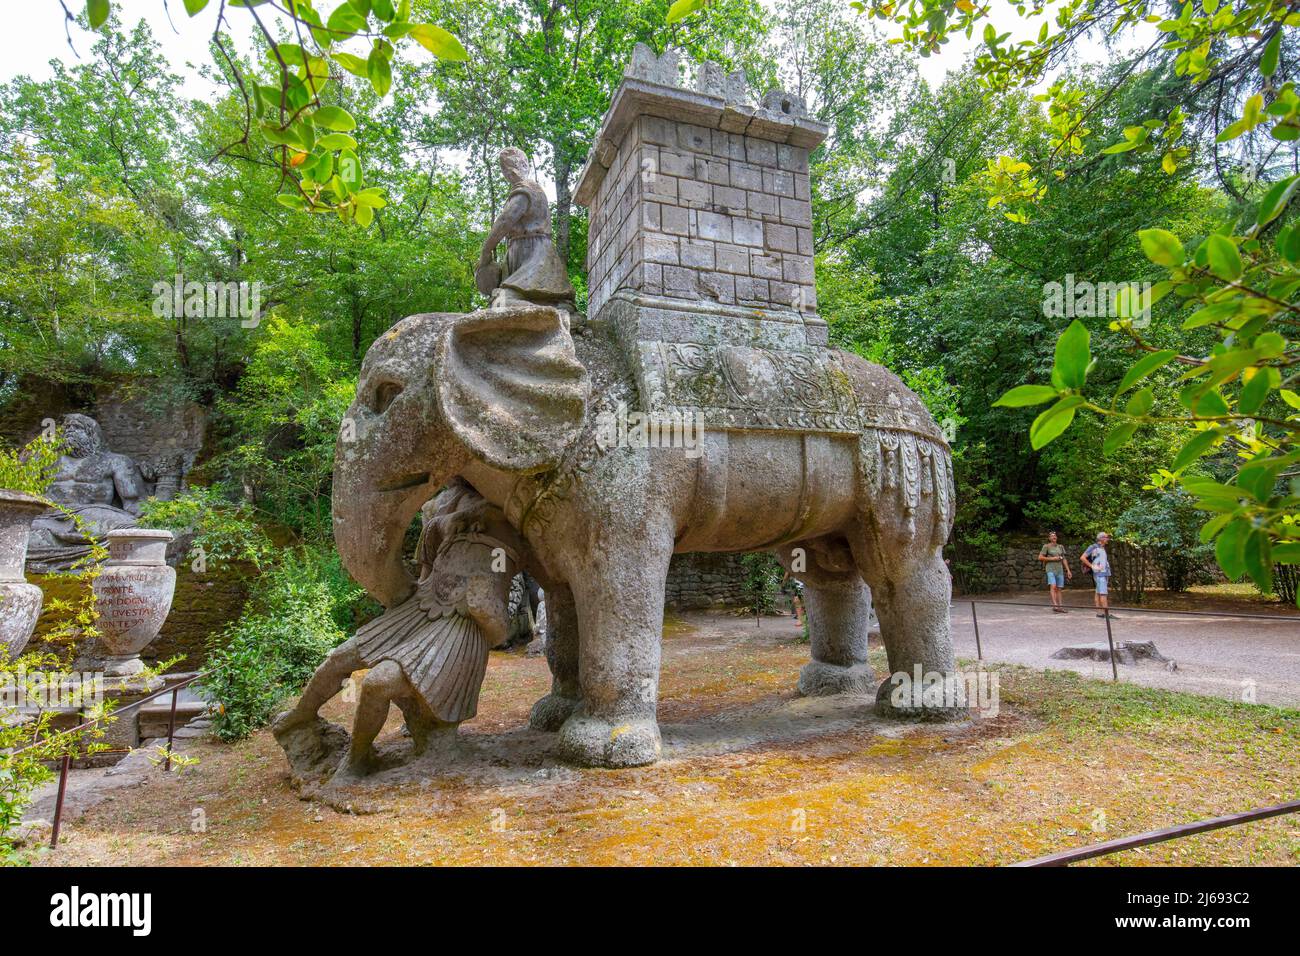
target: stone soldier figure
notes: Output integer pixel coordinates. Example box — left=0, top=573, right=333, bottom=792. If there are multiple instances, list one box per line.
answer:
left=27, top=414, right=146, bottom=571
left=475, top=147, right=576, bottom=313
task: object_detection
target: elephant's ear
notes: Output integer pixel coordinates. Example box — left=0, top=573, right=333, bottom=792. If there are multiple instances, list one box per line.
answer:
left=436, top=305, right=589, bottom=474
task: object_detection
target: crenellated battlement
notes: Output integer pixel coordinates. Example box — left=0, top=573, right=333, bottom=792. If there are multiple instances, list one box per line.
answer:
left=575, top=43, right=829, bottom=348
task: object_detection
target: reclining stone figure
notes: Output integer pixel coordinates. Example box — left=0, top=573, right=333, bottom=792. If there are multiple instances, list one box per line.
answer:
left=273, top=480, right=524, bottom=781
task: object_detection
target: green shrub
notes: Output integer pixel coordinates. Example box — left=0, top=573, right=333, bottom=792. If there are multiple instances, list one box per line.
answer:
left=740, top=552, right=785, bottom=617
left=138, top=486, right=273, bottom=572
left=1116, top=489, right=1216, bottom=593
left=200, top=546, right=367, bottom=741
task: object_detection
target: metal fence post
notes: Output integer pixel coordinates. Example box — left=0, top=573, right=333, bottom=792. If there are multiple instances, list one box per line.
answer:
left=971, top=601, right=982, bottom=661
left=50, top=753, right=71, bottom=849
left=1103, top=608, right=1118, bottom=682
left=164, top=686, right=179, bottom=772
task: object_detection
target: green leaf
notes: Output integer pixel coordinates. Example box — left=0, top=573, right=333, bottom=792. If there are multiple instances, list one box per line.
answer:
left=1261, top=29, right=1283, bottom=78
left=1256, top=174, right=1300, bottom=226
left=1172, top=428, right=1222, bottom=470
left=367, top=47, right=393, bottom=97
left=667, top=0, right=710, bottom=24
left=332, top=52, right=370, bottom=77
left=372, top=0, right=396, bottom=20
left=355, top=202, right=375, bottom=228
left=183, top=0, right=209, bottom=14
left=1215, top=517, right=1249, bottom=580
left=87, top=0, right=110, bottom=29
left=1103, top=421, right=1139, bottom=455
left=409, top=23, right=468, bottom=61
left=1053, top=320, right=1091, bottom=390
left=1125, top=386, right=1155, bottom=416
left=993, top=384, right=1060, bottom=408
left=1198, top=512, right=1233, bottom=545
left=1238, top=367, right=1277, bottom=415
left=1029, top=398, right=1079, bottom=450
left=1115, top=350, right=1178, bottom=394
left=1274, top=542, right=1300, bottom=564
left=326, top=4, right=367, bottom=38
left=316, top=132, right=358, bottom=150
left=338, top=148, right=362, bottom=191
left=1138, top=228, right=1185, bottom=266
left=354, top=187, right=387, bottom=208
left=275, top=193, right=306, bottom=210
left=312, top=106, right=357, bottom=132
left=1244, top=528, right=1273, bottom=592
left=1204, top=234, right=1243, bottom=281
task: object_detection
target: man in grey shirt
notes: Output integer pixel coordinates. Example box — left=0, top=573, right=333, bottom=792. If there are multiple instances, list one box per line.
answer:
left=1081, top=532, right=1114, bottom=618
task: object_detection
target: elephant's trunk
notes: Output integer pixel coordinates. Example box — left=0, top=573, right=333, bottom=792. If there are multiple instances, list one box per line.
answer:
left=333, top=438, right=433, bottom=609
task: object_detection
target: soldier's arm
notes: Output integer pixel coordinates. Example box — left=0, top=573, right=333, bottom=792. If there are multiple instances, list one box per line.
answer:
left=477, top=193, right=529, bottom=268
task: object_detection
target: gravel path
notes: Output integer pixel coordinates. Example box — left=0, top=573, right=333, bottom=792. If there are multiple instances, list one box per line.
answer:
left=949, top=597, right=1300, bottom=708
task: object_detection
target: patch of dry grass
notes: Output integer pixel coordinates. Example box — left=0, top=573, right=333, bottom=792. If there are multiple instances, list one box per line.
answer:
left=26, top=614, right=1300, bottom=867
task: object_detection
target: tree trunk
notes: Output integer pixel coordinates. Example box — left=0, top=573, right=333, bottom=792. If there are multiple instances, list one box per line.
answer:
left=552, top=144, right=573, bottom=266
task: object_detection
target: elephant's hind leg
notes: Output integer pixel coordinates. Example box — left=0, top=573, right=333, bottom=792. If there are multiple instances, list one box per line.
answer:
left=775, top=542, right=875, bottom=696
left=798, top=578, right=877, bottom=696
left=529, top=582, right=582, bottom=732
left=854, top=539, right=967, bottom=721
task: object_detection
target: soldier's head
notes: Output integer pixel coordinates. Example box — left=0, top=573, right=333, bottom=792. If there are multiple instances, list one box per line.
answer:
left=61, top=414, right=104, bottom=458
left=498, top=147, right=530, bottom=185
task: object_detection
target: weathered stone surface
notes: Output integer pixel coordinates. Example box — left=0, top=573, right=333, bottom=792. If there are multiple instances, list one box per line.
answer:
left=25, top=413, right=190, bottom=573
left=1051, top=640, right=1173, bottom=666
left=577, top=45, right=827, bottom=346
left=277, top=481, right=527, bottom=782
left=317, top=48, right=961, bottom=778
left=475, top=148, right=576, bottom=314
left=0, top=489, right=46, bottom=658
left=92, top=529, right=175, bottom=677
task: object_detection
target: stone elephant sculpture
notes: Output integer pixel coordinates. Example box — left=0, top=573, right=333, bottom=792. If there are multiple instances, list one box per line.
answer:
left=332, top=301, right=961, bottom=770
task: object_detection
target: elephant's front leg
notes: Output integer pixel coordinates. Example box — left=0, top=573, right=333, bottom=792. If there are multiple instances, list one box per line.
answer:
left=863, top=547, right=967, bottom=720
left=529, top=582, right=582, bottom=731
left=556, top=542, right=673, bottom=768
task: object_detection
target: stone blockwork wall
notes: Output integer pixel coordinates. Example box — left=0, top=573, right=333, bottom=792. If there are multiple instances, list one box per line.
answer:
left=664, top=551, right=750, bottom=609
left=91, top=389, right=208, bottom=475
left=956, top=537, right=1225, bottom=593
left=584, top=114, right=816, bottom=318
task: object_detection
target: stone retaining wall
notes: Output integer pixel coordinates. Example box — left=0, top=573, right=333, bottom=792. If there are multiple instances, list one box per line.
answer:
left=664, top=551, right=750, bottom=608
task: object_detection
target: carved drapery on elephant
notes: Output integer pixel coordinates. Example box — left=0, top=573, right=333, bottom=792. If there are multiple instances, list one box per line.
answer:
left=324, top=300, right=961, bottom=771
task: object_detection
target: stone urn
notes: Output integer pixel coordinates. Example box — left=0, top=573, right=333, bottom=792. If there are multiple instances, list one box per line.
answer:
left=0, top=489, right=48, bottom=658
left=92, top=529, right=175, bottom=677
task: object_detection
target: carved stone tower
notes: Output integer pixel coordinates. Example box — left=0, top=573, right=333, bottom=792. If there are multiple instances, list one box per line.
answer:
left=575, top=45, right=829, bottom=353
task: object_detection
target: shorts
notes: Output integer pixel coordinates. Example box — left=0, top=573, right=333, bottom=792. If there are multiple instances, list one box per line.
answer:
left=1046, top=571, right=1065, bottom=587
left=1094, top=574, right=1109, bottom=596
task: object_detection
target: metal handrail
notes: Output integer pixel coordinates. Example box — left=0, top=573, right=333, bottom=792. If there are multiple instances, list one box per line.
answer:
left=8, top=670, right=206, bottom=756
left=1013, top=799, right=1300, bottom=866
left=4, top=670, right=209, bottom=848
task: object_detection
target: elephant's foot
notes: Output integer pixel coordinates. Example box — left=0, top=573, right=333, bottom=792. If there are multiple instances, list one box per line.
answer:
left=874, top=675, right=972, bottom=722
left=798, top=660, right=875, bottom=697
left=556, top=713, right=661, bottom=768
left=272, top=711, right=350, bottom=779
left=529, top=692, right=580, bottom=732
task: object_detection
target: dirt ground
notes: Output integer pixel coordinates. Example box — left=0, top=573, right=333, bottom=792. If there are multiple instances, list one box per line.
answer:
left=23, top=607, right=1299, bottom=867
